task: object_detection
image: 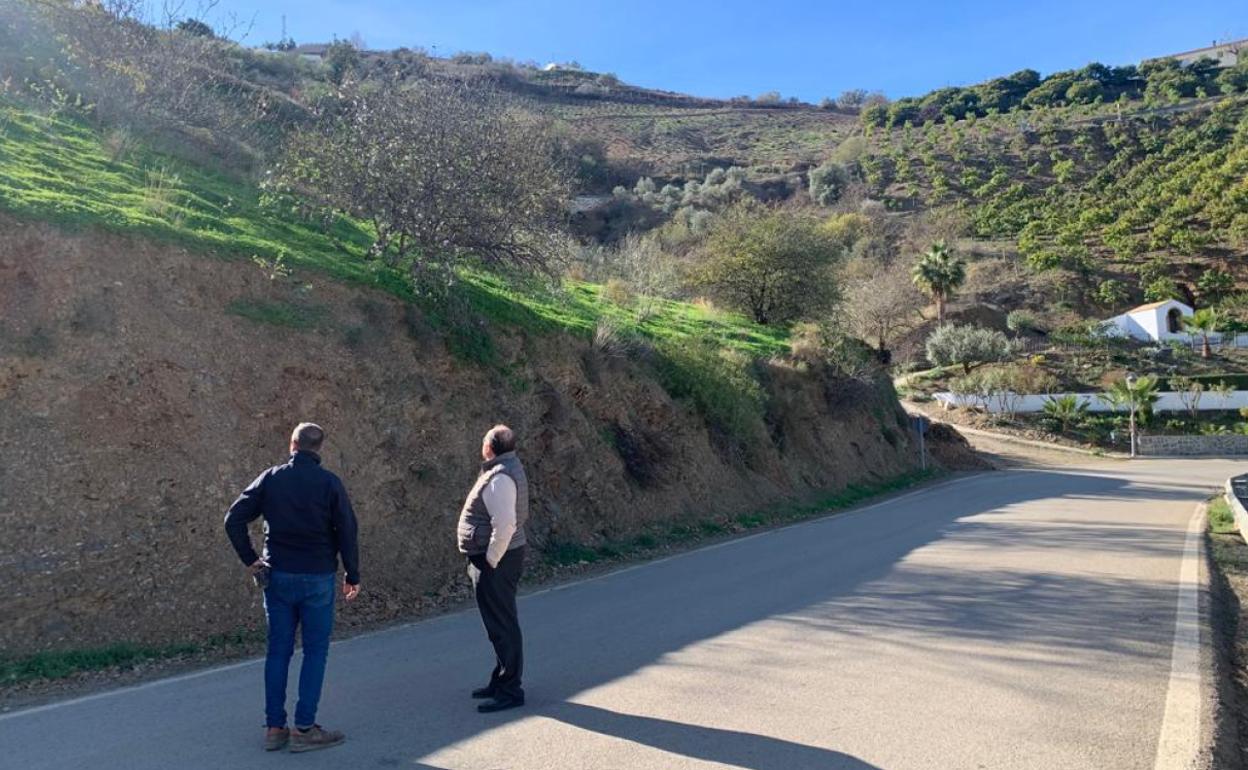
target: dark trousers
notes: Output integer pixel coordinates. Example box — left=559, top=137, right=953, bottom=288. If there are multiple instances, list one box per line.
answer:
left=468, top=546, right=525, bottom=699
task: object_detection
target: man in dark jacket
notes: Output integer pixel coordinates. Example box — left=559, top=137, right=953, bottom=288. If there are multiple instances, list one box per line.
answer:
left=457, top=424, right=529, bottom=713
left=225, top=423, right=360, bottom=753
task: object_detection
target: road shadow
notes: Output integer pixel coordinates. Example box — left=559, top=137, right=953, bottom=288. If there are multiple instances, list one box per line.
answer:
left=547, top=701, right=882, bottom=769
left=355, top=469, right=1185, bottom=761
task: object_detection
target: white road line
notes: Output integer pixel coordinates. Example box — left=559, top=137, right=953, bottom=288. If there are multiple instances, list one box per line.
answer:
left=1152, top=503, right=1206, bottom=770
left=0, top=472, right=983, bottom=721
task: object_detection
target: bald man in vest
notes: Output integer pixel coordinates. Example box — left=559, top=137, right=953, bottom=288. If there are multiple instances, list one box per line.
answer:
left=457, top=424, right=529, bottom=713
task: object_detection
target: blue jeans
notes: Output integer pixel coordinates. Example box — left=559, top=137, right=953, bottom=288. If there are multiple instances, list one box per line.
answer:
left=263, top=571, right=336, bottom=728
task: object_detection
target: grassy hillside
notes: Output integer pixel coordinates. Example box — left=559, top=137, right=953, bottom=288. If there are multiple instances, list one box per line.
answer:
left=0, top=99, right=783, bottom=348
left=0, top=98, right=793, bottom=441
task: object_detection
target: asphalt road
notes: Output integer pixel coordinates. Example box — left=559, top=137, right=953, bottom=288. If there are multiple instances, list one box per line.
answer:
left=2, top=458, right=1239, bottom=769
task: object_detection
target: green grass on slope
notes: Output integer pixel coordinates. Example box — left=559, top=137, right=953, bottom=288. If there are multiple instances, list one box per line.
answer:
left=0, top=100, right=788, bottom=436
left=0, top=101, right=414, bottom=295
left=460, top=272, right=786, bottom=357
left=0, top=100, right=785, bottom=353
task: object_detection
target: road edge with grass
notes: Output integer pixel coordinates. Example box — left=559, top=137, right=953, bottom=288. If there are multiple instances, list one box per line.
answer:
left=1205, top=492, right=1248, bottom=770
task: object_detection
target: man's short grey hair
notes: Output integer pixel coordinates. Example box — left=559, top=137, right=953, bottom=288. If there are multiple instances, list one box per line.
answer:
left=485, top=424, right=516, bottom=456
left=292, top=422, right=325, bottom=452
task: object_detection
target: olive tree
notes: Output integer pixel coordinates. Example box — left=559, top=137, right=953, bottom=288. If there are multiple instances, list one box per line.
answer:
left=693, top=207, right=842, bottom=325
left=808, top=161, right=849, bottom=206
left=270, top=82, right=572, bottom=282
left=925, top=324, right=1015, bottom=374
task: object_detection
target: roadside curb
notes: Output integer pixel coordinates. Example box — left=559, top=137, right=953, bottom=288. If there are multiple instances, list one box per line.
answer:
left=1225, top=476, right=1248, bottom=544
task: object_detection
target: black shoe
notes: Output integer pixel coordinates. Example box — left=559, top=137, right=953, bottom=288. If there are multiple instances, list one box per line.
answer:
left=477, top=695, right=524, bottom=713
left=471, top=686, right=497, bottom=699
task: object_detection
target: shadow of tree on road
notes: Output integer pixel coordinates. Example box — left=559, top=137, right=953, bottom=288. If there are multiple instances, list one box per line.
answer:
left=548, top=701, right=882, bottom=769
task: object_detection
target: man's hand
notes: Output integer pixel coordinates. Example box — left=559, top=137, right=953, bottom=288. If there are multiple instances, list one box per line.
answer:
left=343, top=580, right=360, bottom=602
left=246, top=559, right=268, bottom=575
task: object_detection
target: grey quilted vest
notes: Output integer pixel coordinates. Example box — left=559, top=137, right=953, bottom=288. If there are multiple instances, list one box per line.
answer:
left=456, top=451, right=529, bottom=555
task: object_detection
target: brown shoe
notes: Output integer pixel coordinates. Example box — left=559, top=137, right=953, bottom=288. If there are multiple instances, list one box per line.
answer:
left=289, top=725, right=345, bottom=753
left=264, top=727, right=290, bottom=752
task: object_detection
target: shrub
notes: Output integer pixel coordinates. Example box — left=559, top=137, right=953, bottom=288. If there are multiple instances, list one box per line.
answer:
left=925, top=324, right=1015, bottom=374
left=603, top=278, right=632, bottom=306
left=1197, top=268, right=1235, bottom=303
left=1169, top=377, right=1205, bottom=417
left=1143, top=277, right=1183, bottom=303
left=1050, top=320, right=1115, bottom=348
left=950, top=368, right=1035, bottom=419
left=652, top=336, right=764, bottom=442
left=591, top=319, right=629, bottom=359
left=1006, top=309, right=1042, bottom=333
left=1094, top=279, right=1130, bottom=309
left=808, top=161, right=849, bottom=206
left=789, top=323, right=876, bottom=377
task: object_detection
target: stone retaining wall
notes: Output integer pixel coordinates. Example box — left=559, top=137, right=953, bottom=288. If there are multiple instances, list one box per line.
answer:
left=1139, top=435, right=1248, bottom=456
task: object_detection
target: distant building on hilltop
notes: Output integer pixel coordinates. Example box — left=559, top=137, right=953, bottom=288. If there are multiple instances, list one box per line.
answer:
left=290, top=43, right=331, bottom=61
left=1147, top=38, right=1246, bottom=68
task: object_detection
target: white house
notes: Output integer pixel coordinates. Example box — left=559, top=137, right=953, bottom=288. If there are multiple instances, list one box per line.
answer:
left=1105, top=299, right=1193, bottom=342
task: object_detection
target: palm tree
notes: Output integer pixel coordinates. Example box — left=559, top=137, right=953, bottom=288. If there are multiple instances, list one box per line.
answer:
left=1099, top=375, right=1160, bottom=457
left=1041, top=394, right=1089, bottom=435
left=1182, top=308, right=1220, bottom=359
left=910, top=240, right=967, bottom=324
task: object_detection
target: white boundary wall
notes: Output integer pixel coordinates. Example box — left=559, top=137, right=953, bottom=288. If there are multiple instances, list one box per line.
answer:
left=934, top=390, right=1248, bottom=414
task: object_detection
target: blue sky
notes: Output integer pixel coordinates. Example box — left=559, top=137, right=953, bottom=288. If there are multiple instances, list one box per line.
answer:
left=210, top=0, right=1246, bottom=101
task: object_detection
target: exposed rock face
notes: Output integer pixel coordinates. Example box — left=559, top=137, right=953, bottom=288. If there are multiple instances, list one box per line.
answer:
left=0, top=218, right=955, bottom=653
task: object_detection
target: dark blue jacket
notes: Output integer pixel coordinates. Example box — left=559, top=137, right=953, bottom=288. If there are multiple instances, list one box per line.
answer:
left=224, top=451, right=360, bottom=584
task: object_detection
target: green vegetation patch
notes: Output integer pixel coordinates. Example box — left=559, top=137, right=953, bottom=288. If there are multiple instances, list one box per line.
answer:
left=225, top=298, right=328, bottom=329
left=0, top=100, right=407, bottom=296
left=1210, top=495, right=1238, bottom=535
left=0, top=630, right=261, bottom=686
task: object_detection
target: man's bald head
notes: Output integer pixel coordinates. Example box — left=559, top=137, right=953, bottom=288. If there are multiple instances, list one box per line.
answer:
left=483, top=424, right=516, bottom=460
left=291, top=422, right=325, bottom=453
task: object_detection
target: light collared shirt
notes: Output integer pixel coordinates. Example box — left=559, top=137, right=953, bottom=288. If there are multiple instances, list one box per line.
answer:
left=481, top=473, right=518, bottom=567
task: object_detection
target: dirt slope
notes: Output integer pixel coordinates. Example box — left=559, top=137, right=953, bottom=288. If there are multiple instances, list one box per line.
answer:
left=0, top=218, right=946, bottom=654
